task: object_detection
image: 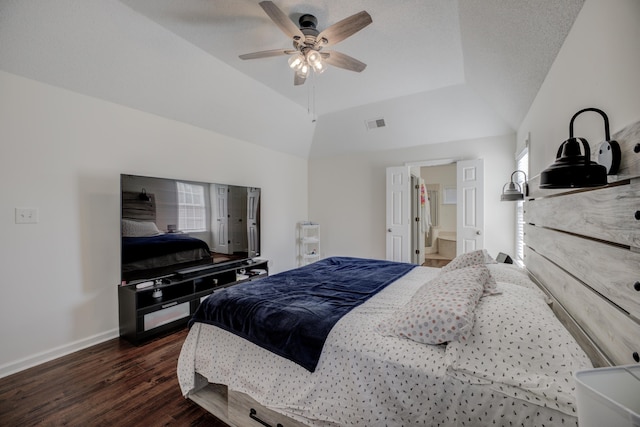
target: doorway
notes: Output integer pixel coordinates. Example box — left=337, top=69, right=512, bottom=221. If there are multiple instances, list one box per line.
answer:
left=420, top=163, right=457, bottom=267
left=385, top=159, right=484, bottom=264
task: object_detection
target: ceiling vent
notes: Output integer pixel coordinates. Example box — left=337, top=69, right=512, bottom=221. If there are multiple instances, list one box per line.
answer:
left=365, top=117, right=386, bottom=130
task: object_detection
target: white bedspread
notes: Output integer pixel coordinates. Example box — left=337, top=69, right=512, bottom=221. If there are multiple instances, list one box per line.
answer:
left=177, top=265, right=592, bottom=426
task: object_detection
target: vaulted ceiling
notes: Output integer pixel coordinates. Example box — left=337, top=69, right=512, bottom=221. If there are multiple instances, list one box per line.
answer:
left=0, top=0, right=584, bottom=158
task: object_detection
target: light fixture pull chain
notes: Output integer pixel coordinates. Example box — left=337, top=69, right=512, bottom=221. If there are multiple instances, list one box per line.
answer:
left=307, top=73, right=317, bottom=122
left=307, top=78, right=310, bottom=116
left=312, top=81, right=317, bottom=123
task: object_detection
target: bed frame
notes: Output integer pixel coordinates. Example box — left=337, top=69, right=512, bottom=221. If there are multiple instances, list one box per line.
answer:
left=524, top=119, right=640, bottom=367
left=186, top=120, right=640, bottom=426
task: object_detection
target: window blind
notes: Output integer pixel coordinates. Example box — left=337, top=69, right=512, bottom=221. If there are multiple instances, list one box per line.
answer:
left=515, top=149, right=529, bottom=264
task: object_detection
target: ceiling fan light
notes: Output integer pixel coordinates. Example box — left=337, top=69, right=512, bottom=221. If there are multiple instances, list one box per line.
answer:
left=297, top=63, right=310, bottom=77
left=288, top=54, right=304, bottom=70
left=311, top=60, right=326, bottom=74
left=306, top=50, right=322, bottom=66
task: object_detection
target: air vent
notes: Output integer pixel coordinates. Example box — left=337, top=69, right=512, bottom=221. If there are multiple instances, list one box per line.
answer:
left=365, top=117, right=386, bottom=130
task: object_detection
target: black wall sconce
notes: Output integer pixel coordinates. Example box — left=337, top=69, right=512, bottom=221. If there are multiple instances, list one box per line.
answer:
left=501, top=170, right=528, bottom=201
left=540, top=108, right=614, bottom=189
left=138, top=188, right=151, bottom=201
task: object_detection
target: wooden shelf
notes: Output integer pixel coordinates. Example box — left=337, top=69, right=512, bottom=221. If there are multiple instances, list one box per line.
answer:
left=118, top=259, right=268, bottom=344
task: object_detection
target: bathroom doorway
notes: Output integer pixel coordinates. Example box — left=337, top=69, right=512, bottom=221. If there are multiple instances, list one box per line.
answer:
left=386, top=159, right=484, bottom=265
left=421, top=163, right=457, bottom=267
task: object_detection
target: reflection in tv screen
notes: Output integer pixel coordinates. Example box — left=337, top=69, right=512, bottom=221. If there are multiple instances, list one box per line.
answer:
left=120, top=174, right=260, bottom=284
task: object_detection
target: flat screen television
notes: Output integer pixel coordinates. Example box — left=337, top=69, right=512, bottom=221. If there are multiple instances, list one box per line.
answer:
left=120, top=174, right=260, bottom=284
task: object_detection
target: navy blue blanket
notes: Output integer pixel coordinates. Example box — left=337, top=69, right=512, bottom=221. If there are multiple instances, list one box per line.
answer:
left=189, top=257, right=416, bottom=372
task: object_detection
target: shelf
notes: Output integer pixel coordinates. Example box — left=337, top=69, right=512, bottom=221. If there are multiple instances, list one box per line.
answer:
left=298, top=222, right=321, bottom=267
left=118, top=259, right=268, bottom=344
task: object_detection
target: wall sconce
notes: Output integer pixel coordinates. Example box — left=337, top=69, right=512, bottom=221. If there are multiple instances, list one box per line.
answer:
left=500, top=170, right=528, bottom=201
left=540, top=108, right=611, bottom=189
left=138, top=188, right=151, bottom=201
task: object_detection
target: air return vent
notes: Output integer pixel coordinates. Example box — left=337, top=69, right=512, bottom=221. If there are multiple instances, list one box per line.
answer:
left=365, top=117, right=386, bottom=130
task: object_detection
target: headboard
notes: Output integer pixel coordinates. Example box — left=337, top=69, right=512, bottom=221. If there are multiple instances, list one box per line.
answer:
left=121, top=191, right=156, bottom=221
left=524, top=119, right=640, bottom=367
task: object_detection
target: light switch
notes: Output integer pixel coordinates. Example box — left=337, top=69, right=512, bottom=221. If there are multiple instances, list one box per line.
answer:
left=15, top=207, right=38, bottom=224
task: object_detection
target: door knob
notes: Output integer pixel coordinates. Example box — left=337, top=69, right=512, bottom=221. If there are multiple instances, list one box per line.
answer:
left=476, top=230, right=482, bottom=235
left=387, top=228, right=392, bottom=232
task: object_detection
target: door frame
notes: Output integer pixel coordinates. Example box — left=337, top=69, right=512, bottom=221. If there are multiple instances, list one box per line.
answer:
left=388, top=157, right=484, bottom=261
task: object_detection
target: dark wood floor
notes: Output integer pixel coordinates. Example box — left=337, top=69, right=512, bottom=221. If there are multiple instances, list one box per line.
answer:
left=0, top=328, right=228, bottom=426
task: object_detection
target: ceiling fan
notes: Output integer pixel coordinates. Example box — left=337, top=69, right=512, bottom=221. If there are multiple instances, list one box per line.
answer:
left=239, top=1, right=372, bottom=86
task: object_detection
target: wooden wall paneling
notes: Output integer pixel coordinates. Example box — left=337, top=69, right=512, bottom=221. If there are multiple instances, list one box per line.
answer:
left=122, top=191, right=156, bottom=221
left=524, top=180, right=640, bottom=248
left=526, top=270, right=611, bottom=368
left=611, top=119, right=640, bottom=179
left=525, top=224, right=640, bottom=320
left=525, top=247, right=640, bottom=366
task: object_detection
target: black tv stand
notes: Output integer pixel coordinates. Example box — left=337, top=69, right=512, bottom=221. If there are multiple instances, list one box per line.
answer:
left=174, top=263, right=218, bottom=276
left=118, top=259, right=268, bottom=344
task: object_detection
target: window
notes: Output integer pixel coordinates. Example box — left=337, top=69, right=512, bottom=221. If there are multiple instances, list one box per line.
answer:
left=515, top=148, right=529, bottom=265
left=176, top=182, right=206, bottom=232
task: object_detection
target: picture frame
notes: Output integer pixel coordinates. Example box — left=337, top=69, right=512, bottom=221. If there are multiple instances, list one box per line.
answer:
left=442, top=186, right=457, bottom=205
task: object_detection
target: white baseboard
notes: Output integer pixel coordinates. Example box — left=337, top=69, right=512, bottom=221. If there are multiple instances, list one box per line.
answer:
left=0, top=329, right=119, bottom=379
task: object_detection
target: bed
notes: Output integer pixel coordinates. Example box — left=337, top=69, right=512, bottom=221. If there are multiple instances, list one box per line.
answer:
left=178, top=256, right=591, bottom=426
left=177, top=119, right=640, bottom=427
left=121, top=191, right=212, bottom=282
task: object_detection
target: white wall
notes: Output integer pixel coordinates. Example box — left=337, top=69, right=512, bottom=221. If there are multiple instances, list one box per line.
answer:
left=518, top=0, right=640, bottom=176
left=308, top=134, right=516, bottom=262
left=0, top=0, right=316, bottom=159
left=0, top=71, right=308, bottom=377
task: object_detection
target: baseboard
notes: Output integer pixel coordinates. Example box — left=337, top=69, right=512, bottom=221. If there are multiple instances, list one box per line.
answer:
left=0, top=328, right=119, bottom=379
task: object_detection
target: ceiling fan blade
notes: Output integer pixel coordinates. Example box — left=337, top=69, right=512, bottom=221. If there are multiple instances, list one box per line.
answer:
left=294, top=73, right=307, bottom=86
left=239, top=49, right=296, bottom=60
left=322, top=50, right=367, bottom=72
left=316, top=11, right=372, bottom=47
left=259, top=1, right=304, bottom=41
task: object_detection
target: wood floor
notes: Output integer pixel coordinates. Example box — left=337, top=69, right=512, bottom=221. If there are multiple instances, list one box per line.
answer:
left=0, top=328, right=228, bottom=426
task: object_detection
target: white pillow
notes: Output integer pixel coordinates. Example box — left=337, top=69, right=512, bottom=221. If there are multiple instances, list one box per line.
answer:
left=441, top=249, right=499, bottom=295
left=121, top=219, right=163, bottom=237
left=378, top=265, right=488, bottom=345
left=486, top=263, right=538, bottom=290
left=441, top=249, right=497, bottom=272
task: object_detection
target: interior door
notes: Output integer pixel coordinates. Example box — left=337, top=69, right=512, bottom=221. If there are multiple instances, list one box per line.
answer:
left=212, top=184, right=230, bottom=254
left=386, top=166, right=411, bottom=262
left=247, top=187, right=260, bottom=257
left=456, top=159, right=484, bottom=254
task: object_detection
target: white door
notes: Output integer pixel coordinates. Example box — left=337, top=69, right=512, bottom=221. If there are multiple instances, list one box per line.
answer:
left=247, top=187, right=260, bottom=257
left=212, top=184, right=230, bottom=254
left=386, top=166, right=411, bottom=262
left=456, top=159, right=484, bottom=254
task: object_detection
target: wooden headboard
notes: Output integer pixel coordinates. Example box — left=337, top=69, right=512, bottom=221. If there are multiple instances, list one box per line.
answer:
left=121, top=191, right=156, bottom=221
left=524, top=120, right=640, bottom=367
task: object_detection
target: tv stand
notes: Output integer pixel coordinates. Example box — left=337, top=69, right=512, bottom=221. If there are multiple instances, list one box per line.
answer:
left=118, top=259, right=268, bottom=344
left=175, top=263, right=219, bottom=276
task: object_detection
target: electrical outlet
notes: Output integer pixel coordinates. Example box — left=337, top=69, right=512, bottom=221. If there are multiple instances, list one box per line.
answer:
left=15, top=207, right=38, bottom=224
